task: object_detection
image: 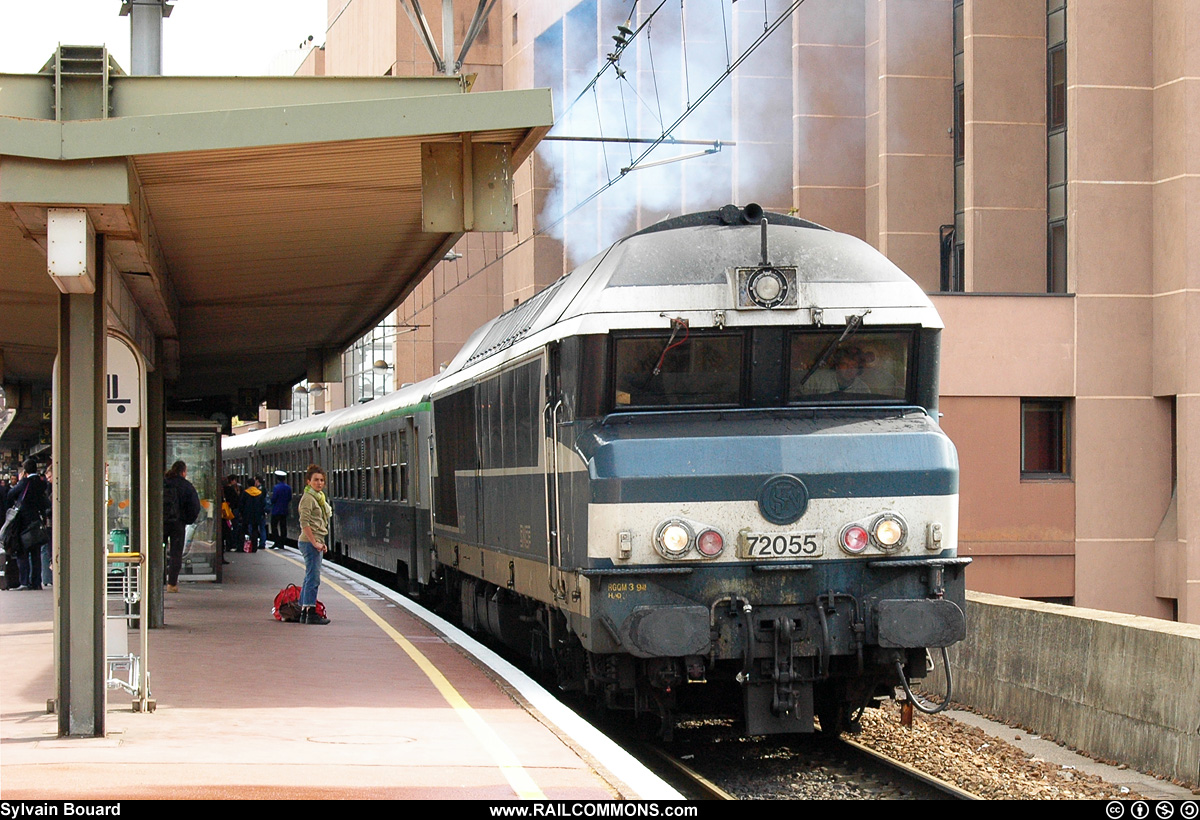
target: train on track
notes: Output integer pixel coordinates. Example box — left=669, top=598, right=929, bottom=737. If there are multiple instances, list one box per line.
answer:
left=224, top=204, right=968, bottom=735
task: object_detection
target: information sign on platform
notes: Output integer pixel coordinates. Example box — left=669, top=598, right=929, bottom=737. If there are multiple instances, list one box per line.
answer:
left=107, top=335, right=141, bottom=428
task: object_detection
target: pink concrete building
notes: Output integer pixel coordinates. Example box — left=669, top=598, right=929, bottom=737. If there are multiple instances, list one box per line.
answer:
left=303, top=0, right=1199, bottom=624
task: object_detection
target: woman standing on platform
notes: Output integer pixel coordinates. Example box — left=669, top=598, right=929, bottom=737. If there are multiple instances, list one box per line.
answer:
left=297, top=464, right=331, bottom=625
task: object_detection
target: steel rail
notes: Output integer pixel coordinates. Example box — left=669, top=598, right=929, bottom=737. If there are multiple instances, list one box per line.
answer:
left=838, top=736, right=981, bottom=800
left=637, top=743, right=738, bottom=801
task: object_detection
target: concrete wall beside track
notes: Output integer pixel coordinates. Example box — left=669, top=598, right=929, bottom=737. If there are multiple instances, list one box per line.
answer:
left=928, top=591, right=1200, bottom=787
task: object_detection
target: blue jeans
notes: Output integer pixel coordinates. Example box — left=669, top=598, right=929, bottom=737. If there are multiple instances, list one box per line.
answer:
left=299, top=540, right=323, bottom=606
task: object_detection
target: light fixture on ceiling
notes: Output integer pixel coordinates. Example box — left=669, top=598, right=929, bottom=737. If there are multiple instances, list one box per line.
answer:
left=373, top=360, right=394, bottom=371
left=293, top=383, right=325, bottom=395
left=443, top=250, right=463, bottom=262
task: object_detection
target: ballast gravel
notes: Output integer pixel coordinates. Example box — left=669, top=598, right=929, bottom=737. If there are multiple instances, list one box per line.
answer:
left=852, top=702, right=1145, bottom=800
left=680, top=703, right=1166, bottom=800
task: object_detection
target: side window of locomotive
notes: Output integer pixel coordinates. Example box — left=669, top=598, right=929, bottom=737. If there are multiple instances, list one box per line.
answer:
left=506, top=359, right=541, bottom=469
left=612, top=332, right=743, bottom=408
left=788, top=330, right=913, bottom=403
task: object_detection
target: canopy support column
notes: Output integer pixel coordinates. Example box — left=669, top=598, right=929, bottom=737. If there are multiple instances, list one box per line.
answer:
left=55, top=235, right=108, bottom=737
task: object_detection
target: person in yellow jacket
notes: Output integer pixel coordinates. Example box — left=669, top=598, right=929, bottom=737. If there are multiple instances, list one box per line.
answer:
left=297, top=465, right=332, bottom=625
left=239, top=476, right=266, bottom=552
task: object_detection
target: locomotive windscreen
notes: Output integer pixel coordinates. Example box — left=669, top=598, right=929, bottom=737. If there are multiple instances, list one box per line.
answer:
left=789, top=329, right=914, bottom=403
left=610, top=327, right=916, bottom=410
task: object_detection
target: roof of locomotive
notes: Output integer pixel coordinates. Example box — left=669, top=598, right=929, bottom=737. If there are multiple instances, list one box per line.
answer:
left=435, top=205, right=940, bottom=388
left=601, top=208, right=912, bottom=289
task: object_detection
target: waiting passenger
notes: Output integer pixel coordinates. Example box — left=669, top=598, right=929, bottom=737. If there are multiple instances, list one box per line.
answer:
left=297, top=465, right=331, bottom=625
left=163, top=460, right=202, bottom=592
left=240, top=476, right=266, bottom=553
left=268, top=471, right=292, bottom=549
left=222, top=476, right=240, bottom=553
left=7, top=460, right=50, bottom=591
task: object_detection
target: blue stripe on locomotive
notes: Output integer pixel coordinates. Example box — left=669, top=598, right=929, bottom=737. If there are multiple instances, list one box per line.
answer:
left=577, top=409, right=958, bottom=503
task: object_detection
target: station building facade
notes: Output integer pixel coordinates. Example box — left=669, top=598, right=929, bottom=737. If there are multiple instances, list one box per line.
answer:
left=296, top=0, right=1199, bottom=624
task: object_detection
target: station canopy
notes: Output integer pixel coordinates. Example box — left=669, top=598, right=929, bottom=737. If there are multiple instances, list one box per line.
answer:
left=0, top=49, right=552, bottom=418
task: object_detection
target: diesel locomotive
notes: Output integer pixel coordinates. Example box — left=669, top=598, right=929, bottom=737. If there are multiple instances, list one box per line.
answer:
left=224, top=204, right=968, bottom=735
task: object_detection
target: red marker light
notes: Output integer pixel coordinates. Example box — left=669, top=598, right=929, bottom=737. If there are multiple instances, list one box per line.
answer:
left=697, top=530, right=724, bottom=557
left=842, top=525, right=869, bottom=554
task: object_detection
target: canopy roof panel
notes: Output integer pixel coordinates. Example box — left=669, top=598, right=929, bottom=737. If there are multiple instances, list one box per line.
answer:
left=0, top=66, right=552, bottom=403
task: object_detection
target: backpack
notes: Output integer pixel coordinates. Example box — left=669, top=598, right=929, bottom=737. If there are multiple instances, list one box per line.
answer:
left=163, top=479, right=181, bottom=527
left=272, top=583, right=326, bottom=622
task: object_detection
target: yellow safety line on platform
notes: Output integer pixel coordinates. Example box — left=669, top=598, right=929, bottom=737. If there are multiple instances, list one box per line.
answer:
left=271, top=552, right=546, bottom=800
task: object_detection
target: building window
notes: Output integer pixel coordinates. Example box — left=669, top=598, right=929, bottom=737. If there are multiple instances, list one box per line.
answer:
left=942, top=0, right=965, bottom=292
left=1047, top=1, right=1067, bottom=293
left=1021, top=399, right=1070, bottom=477
left=343, top=323, right=396, bottom=404
left=1048, top=45, right=1066, bottom=129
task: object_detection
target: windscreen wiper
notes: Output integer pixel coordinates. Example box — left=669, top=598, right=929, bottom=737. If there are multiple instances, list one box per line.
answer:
left=650, top=317, right=690, bottom=378
left=797, top=310, right=871, bottom=388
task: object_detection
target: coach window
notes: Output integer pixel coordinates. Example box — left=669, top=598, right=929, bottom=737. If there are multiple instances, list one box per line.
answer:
left=371, top=435, right=380, bottom=501
left=397, top=430, right=408, bottom=502
left=358, top=438, right=368, bottom=500
left=363, top=437, right=372, bottom=500
left=392, top=432, right=400, bottom=501
left=1021, top=399, right=1071, bottom=478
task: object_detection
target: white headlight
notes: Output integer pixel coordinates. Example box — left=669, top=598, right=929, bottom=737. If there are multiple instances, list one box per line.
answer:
left=872, top=514, right=907, bottom=549
left=656, top=521, right=693, bottom=556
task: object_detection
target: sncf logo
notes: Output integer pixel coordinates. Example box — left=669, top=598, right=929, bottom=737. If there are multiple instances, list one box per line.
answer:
left=757, top=475, right=809, bottom=525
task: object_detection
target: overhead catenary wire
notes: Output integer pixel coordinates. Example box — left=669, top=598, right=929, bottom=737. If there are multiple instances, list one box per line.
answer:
left=542, top=136, right=734, bottom=146
left=557, top=0, right=673, bottom=127
left=461, top=0, right=810, bottom=283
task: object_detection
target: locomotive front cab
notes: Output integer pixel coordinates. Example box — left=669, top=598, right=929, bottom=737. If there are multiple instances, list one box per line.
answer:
left=546, top=211, right=969, bottom=734
left=563, top=321, right=966, bottom=733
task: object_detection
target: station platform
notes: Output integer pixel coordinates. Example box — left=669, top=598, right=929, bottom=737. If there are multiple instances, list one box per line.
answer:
left=0, top=549, right=680, bottom=801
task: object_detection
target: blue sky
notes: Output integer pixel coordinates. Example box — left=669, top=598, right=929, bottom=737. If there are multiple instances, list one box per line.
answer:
left=0, top=0, right=328, bottom=76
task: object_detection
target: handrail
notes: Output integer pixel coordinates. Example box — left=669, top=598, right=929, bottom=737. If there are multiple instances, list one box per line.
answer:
left=542, top=401, right=555, bottom=596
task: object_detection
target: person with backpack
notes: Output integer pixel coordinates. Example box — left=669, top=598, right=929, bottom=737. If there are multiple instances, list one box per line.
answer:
left=7, top=460, right=50, bottom=591
left=164, top=460, right=202, bottom=593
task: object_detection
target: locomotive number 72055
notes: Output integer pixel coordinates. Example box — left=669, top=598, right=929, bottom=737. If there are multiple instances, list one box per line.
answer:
left=738, top=531, right=824, bottom=559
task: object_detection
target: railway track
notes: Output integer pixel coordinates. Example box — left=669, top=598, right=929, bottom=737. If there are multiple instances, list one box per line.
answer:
left=837, top=736, right=980, bottom=800
left=623, top=718, right=982, bottom=800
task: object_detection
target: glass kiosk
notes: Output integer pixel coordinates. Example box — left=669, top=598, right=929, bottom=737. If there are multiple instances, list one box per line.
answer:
left=166, top=420, right=222, bottom=582
left=108, top=418, right=223, bottom=583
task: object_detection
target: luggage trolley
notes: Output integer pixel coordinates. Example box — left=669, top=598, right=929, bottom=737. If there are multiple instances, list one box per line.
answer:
left=106, top=551, right=155, bottom=712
